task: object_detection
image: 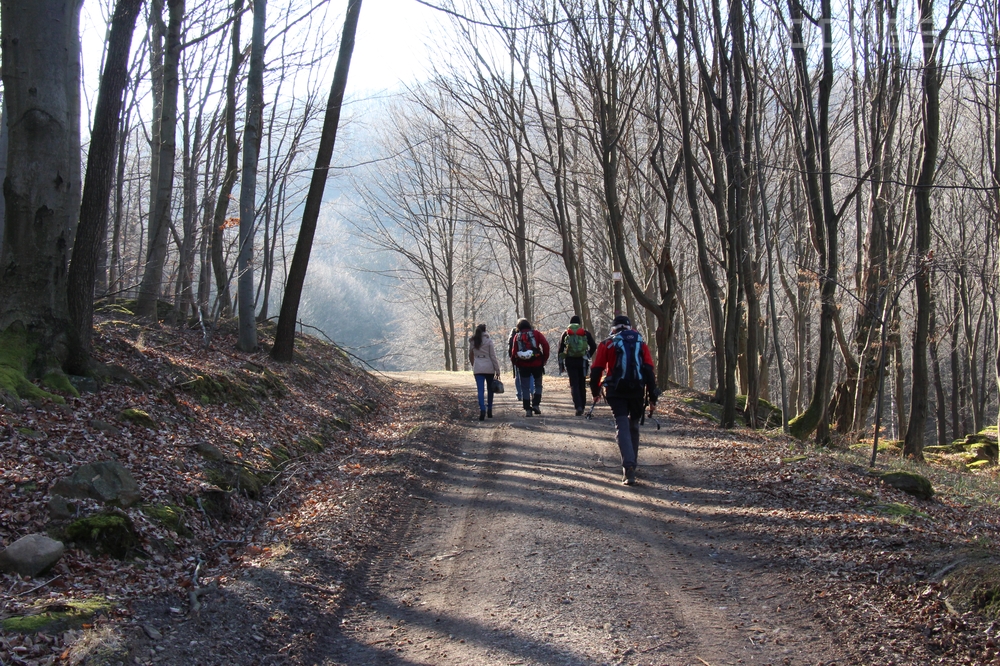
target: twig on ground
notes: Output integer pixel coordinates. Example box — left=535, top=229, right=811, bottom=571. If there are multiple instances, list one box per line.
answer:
left=15, top=575, right=62, bottom=598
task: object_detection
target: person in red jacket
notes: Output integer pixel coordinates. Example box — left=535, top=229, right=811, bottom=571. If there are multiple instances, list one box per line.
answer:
left=509, top=318, right=550, bottom=417
left=589, top=314, right=659, bottom=485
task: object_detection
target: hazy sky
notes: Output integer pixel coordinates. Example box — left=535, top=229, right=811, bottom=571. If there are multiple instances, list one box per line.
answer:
left=349, top=0, right=439, bottom=95
left=78, top=0, right=440, bottom=116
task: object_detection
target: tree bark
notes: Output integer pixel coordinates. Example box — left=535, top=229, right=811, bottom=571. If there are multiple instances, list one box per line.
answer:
left=0, top=0, right=83, bottom=361
left=136, top=0, right=184, bottom=319
left=272, top=0, right=362, bottom=362
left=237, top=0, right=266, bottom=351
left=904, top=0, right=940, bottom=460
left=65, top=0, right=142, bottom=373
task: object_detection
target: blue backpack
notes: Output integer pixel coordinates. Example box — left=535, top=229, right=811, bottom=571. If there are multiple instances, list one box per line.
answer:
left=604, top=329, right=644, bottom=393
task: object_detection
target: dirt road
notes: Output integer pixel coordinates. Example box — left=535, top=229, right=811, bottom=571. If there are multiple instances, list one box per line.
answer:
left=325, top=372, right=842, bottom=666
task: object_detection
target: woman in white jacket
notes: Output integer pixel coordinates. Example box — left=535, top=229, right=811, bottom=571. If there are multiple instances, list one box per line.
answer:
left=469, top=324, right=501, bottom=420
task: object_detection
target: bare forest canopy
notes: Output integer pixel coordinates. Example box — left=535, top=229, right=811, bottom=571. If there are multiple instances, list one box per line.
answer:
left=0, top=0, right=998, bottom=457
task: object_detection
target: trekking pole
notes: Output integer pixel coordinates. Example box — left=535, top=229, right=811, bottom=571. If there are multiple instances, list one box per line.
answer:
left=585, top=395, right=599, bottom=420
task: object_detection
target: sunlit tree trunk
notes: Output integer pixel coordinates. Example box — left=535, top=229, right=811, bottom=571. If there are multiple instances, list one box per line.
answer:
left=137, top=0, right=184, bottom=319
left=65, top=0, right=142, bottom=373
left=272, top=0, right=362, bottom=362
left=237, top=0, right=266, bottom=351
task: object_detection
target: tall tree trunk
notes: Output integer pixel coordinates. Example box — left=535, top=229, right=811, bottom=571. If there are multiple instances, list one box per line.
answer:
left=0, top=0, right=82, bottom=362
left=136, top=0, right=184, bottom=319
left=904, top=0, right=940, bottom=460
left=272, top=0, right=362, bottom=362
left=211, top=0, right=245, bottom=319
left=676, top=0, right=725, bottom=403
left=109, top=111, right=129, bottom=302
left=787, top=0, right=839, bottom=444
left=237, top=0, right=266, bottom=351
left=65, top=0, right=142, bottom=373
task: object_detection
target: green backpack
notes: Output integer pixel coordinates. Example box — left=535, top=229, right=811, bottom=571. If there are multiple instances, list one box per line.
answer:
left=565, top=325, right=589, bottom=358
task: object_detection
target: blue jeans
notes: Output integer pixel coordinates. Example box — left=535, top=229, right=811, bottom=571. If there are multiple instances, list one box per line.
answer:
left=513, top=366, right=534, bottom=399
left=474, top=373, right=496, bottom=411
left=516, top=366, right=544, bottom=401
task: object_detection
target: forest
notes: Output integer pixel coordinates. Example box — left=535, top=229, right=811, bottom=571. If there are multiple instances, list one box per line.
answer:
left=1, top=0, right=998, bottom=463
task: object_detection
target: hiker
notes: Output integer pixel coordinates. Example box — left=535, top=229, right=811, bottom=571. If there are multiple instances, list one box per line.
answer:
left=469, top=323, right=502, bottom=421
left=506, top=325, right=533, bottom=401
left=509, top=318, right=550, bottom=417
left=558, top=315, right=597, bottom=416
left=589, top=314, right=660, bottom=486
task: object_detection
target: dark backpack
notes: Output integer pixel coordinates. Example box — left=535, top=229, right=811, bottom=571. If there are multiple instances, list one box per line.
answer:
left=604, top=329, right=644, bottom=393
left=565, top=326, right=589, bottom=358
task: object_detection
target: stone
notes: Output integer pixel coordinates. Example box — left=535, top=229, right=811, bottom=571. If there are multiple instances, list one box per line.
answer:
left=48, top=494, right=75, bottom=519
left=192, top=441, right=225, bottom=461
left=91, top=419, right=122, bottom=436
left=50, top=460, right=141, bottom=508
left=67, top=375, right=99, bottom=394
left=879, top=470, right=934, bottom=500
left=0, top=534, right=65, bottom=577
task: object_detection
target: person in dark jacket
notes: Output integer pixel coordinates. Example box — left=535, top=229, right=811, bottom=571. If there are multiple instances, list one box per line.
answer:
left=558, top=315, right=597, bottom=416
left=507, top=325, right=534, bottom=401
left=509, top=318, right=550, bottom=417
left=589, top=315, right=659, bottom=485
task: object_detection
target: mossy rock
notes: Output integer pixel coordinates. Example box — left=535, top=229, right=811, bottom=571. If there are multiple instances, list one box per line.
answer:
left=323, top=416, right=352, bottom=433
left=879, top=470, right=934, bottom=500
left=1, top=597, right=110, bottom=634
left=193, top=488, right=233, bottom=519
left=0, top=328, right=62, bottom=403
left=205, top=462, right=265, bottom=499
left=296, top=434, right=325, bottom=453
left=177, top=368, right=287, bottom=409
left=682, top=397, right=721, bottom=423
left=95, top=301, right=136, bottom=316
left=42, top=370, right=79, bottom=397
left=266, top=446, right=292, bottom=469
left=942, top=556, right=1000, bottom=618
left=120, top=408, right=156, bottom=429
left=140, top=503, right=192, bottom=537
left=736, top=395, right=783, bottom=428
left=971, top=442, right=998, bottom=462
left=63, top=512, right=139, bottom=559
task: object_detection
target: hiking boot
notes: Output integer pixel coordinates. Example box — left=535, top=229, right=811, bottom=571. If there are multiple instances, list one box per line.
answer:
left=479, top=410, right=486, bottom=421
left=487, top=407, right=493, bottom=418
left=531, top=394, right=542, bottom=415
left=575, top=409, right=583, bottom=416
left=523, top=399, right=533, bottom=417
left=622, top=466, right=636, bottom=486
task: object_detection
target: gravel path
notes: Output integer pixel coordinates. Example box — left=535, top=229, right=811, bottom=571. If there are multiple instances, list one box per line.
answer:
left=325, top=372, right=844, bottom=666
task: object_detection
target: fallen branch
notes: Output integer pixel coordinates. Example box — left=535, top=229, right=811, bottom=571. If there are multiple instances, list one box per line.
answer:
left=188, top=581, right=219, bottom=614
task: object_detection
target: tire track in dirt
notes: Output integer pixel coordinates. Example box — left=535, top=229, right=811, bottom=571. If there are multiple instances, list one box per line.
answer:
left=323, top=373, right=845, bottom=665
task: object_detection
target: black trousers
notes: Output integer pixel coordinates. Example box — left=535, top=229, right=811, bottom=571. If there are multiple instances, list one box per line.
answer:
left=565, top=357, right=587, bottom=411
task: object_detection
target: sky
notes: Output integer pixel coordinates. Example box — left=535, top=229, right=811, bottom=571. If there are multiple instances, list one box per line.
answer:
left=78, top=0, right=441, bottom=120
left=347, top=0, right=440, bottom=96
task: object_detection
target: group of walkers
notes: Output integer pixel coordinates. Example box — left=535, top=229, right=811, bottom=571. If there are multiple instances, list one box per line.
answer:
left=467, top=314, right=660, bottom=486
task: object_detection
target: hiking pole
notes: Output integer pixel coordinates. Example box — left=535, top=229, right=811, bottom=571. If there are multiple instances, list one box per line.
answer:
left=642, top=395, right=661, bottom=430
left=585, top=395, right=599, bottom=420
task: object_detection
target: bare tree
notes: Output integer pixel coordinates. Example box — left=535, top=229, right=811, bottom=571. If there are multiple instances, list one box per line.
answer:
left=66, top=0, right=144, bottom=374
left=272, top=0, right=362, bottom=362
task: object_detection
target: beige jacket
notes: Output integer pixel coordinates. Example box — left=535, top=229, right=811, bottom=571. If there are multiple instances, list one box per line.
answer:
left=469, top=334, right=501, bottom=375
